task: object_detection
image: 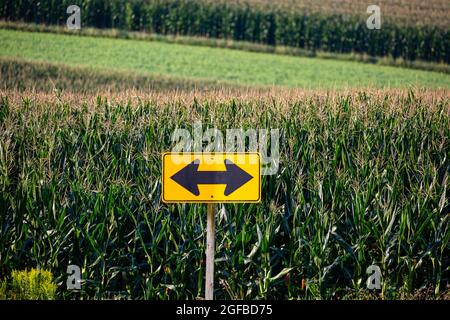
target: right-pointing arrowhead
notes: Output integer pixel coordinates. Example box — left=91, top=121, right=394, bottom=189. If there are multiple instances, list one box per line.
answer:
left=224, top=159, right=253, bottom=196
left=170, top=159, right=201, bottom=196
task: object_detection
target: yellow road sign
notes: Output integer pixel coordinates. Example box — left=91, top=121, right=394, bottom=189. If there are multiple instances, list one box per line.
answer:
left=162, top=153, right=261, bottom=203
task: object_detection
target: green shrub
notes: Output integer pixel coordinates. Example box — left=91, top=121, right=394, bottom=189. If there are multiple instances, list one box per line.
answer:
left=0, top=279, right=7, bottom=299
left=0, top=269, right=57, bottom=300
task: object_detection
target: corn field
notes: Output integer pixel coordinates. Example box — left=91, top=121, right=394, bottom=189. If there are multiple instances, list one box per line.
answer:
left=0, top=90, right=448, bottom=299
left=0, top=0, right=449, bottom=63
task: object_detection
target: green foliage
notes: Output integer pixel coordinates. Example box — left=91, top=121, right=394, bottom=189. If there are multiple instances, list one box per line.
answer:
left=0, top=0, right=448, bottom=63
left=0, top=269, right=57, bottom=300
left=0, top=280, right=7, bottom=299
left=0, top=91, right=448, bottom=299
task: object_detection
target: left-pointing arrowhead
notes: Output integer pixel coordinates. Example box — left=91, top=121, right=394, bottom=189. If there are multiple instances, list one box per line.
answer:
left=170, top=159, right=201, bottom=196
left=224, top=159, right=253, bottom=196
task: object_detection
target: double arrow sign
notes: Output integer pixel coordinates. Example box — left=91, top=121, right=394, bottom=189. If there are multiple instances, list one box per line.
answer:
left=171, top=159, right=253, bottom=196
left=162, top=153, right=261, bottom=203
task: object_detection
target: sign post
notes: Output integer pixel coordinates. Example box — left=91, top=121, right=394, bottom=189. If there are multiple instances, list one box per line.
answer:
left=162, top=152, right=261, bottom=299
left=205, top=203, right=215, bottom=300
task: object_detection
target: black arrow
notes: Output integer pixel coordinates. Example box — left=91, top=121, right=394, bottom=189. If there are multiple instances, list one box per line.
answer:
left=170, top=159, right=253, bottom=196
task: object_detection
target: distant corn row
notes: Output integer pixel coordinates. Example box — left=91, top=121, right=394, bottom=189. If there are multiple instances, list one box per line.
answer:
left=0, top=91, right=449, bottom=299
left=0, top=0, right=449, bottom=63
left=231, top=0, right=450, bottom=28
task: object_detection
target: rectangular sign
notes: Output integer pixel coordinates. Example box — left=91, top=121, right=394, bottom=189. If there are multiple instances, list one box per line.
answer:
left=162, top=153, right=261, bottom=203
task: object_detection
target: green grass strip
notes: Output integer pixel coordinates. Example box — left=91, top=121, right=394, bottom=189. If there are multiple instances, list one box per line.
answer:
left=1, top=29, right=449, bottom=89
